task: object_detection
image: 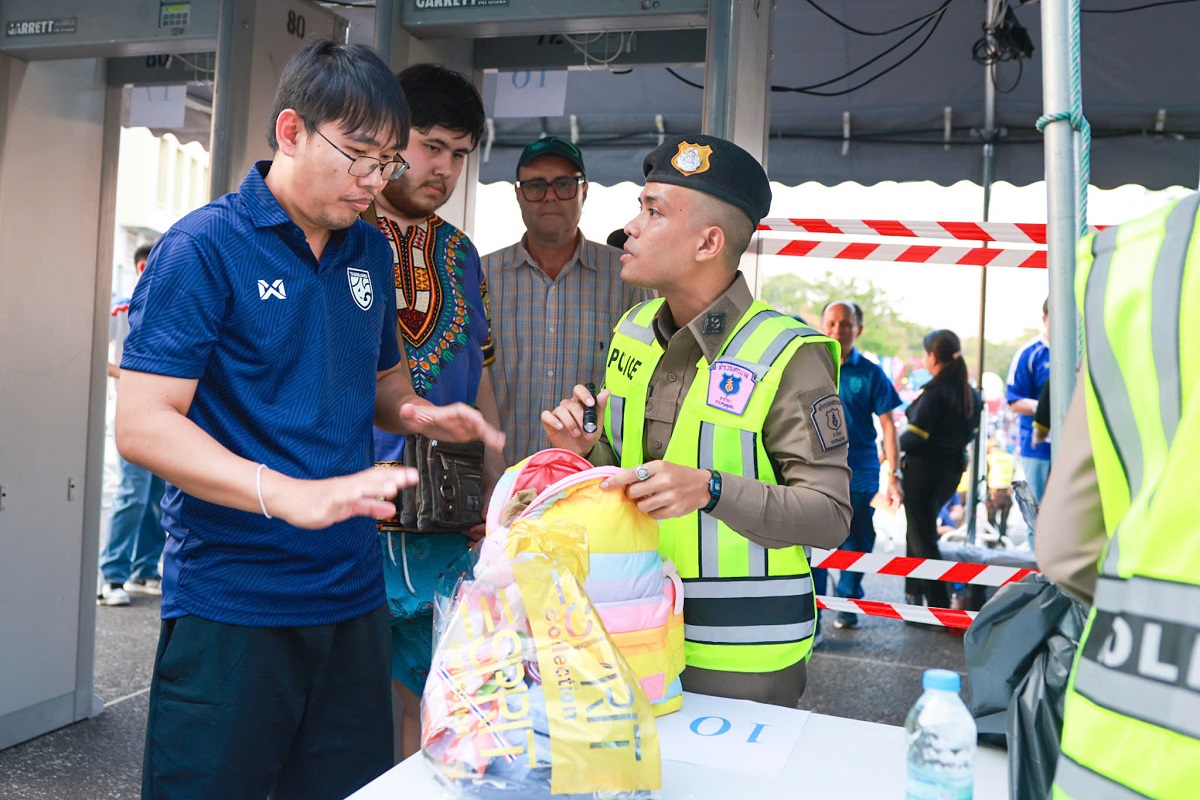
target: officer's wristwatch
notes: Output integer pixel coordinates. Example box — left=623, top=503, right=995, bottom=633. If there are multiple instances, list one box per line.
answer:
left=701, top=469, right=722, bottom=513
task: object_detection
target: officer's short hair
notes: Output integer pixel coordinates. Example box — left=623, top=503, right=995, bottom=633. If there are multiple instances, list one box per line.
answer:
left=691, top=192, right=755, bottom=263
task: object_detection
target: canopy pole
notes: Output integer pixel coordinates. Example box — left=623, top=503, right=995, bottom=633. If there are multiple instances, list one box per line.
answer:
left=965, top=0, right=999, bottom=546
left=1040, top=0, right=1081, bottom=461
left=374, top=0, right=395, bottom=66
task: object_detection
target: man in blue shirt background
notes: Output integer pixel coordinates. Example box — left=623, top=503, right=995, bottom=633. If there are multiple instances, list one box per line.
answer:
left=1006, top=298, right=1051, bottom=506
left=116, top=42, right=503, bottom=799
left=814, top=300, right=903, bottom=629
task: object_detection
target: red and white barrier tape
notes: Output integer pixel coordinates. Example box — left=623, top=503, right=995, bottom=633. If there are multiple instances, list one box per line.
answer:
left=817, top=595, right=976, bottom=629
left=758, top=218, right=1060, bottom=245
left=759, top=237, right=1047, bottom=269
left=810, top=547, right=1037, bottom=587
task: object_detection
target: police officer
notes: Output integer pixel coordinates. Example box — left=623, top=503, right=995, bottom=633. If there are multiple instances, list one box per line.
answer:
left=543, top=135, right=852, bottom=708
left=1038, top=192, right=1200, bottom=798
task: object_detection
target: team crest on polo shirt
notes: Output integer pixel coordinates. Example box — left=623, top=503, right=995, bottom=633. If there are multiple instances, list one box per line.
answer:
left=672, top=142, right=713, bottom=176
left=707, top=361, right=756, bottom=415
left=347, top=267, right=373, bottom=310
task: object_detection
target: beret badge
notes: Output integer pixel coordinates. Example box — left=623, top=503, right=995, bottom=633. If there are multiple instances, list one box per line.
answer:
left=671, top=141, right=713, bottom=176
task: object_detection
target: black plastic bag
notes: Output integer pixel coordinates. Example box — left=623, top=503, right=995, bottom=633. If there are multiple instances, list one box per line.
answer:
left=963, top=574, right=1088, bottom=799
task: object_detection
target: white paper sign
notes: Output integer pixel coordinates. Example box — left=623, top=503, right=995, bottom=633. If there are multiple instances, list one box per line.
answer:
left=655, top=692, right=812, bottom=778
left=129, top=84, right=187, bottom=129
left=493, top=70, right=568, bottom=119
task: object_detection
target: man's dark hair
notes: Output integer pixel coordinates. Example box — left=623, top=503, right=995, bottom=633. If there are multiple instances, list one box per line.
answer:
left=266, top=40, right=410, bottom=152
left=397, top=63, right=485, bottom=148
left=133, top=244, right=154, bottom=265
left=821, top=299, right=864, bottom=326
left=1042, top=296, right=1049, bottom=317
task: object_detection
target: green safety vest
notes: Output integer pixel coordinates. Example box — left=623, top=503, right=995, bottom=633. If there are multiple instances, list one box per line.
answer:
left=1054, top=193, right=1200, bottom=799
left=603, top=298, right=841, bottom=673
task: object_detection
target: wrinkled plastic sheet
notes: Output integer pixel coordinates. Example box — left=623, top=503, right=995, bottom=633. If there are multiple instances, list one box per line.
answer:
left=963, top=574, right=1087, bottom=800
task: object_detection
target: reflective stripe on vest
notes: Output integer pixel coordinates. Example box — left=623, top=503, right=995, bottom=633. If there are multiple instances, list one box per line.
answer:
left=1056, top=193, right=1200, bottom=799
left=1054, top=755, right=1148, bottom=800
left=602, top=298, right=838, bottom=672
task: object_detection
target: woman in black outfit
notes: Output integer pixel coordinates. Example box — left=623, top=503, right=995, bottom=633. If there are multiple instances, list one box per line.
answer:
left=899, top=330, right=982, bottom=609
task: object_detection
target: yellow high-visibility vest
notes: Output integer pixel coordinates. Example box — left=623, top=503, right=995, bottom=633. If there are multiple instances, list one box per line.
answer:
left=603, top=298, right=840, bottom=672
left=1054, top=193, right=1200, bottom=799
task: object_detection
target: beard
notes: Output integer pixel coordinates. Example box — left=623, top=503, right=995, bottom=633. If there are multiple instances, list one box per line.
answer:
left=381, top=176, right=447, bottom=219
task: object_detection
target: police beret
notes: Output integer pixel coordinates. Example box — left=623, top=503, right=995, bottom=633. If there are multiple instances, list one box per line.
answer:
left=642, top=134, right=771, bottom=226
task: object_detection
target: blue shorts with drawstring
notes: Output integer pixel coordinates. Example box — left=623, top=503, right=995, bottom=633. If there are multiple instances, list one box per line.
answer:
left=380, top=530, right=469, bottom=695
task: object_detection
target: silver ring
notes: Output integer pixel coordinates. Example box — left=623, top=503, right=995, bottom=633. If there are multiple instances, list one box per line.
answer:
left=635, top=465, right=651, bottom=482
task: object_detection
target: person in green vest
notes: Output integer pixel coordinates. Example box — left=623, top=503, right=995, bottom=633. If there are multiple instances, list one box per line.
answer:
left=541, top=134, right=852, bottom=707
left=1038, top=192, right=1200, bottom=799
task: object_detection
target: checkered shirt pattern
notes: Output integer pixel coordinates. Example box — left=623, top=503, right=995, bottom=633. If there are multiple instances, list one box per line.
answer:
left=482, top=236, right=652, bottom=464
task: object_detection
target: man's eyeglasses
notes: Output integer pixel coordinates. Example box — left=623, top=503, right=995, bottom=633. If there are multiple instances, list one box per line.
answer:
left=304, top=119, right=409, bottom=181
left=516, top=176, right=585, bottom=202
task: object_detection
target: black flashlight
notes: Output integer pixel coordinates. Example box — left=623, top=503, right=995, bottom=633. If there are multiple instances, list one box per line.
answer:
left=583, top=383, right=598, bottom=434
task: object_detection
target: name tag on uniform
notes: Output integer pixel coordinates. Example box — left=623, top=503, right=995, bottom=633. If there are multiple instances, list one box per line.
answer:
left=707, top=362, right=756, bottom=415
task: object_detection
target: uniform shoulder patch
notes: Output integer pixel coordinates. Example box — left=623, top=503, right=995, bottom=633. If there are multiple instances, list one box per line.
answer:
left=810, top=393, right=849, bottom=451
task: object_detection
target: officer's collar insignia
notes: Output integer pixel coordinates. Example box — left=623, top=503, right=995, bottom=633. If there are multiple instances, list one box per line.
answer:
left=672, top=142, right=713, bottom=176
left=702, top=312, right=726, bottom=335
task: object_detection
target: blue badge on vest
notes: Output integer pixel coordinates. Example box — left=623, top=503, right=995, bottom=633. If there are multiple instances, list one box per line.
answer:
left=707, top=361, right=756, bottom=415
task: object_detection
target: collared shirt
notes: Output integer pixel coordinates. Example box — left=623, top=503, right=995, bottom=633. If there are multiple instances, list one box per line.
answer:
left=839, top=347, right=902, bottom=494
left=482, top=232, right=651, bottom=463
left=121, top=162, right=401, bottom=627
left=1006, top=335, right=1051, bottom=459
left=371, top=211, right=493, bottom=463
left=590, top=273, right=852, bottom=551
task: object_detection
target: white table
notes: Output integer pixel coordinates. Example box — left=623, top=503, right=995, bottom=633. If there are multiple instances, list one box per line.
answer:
left=348, top=710, right=1009, bottom=799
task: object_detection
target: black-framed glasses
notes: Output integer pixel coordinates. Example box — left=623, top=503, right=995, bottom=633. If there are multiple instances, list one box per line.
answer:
left=304, top=119, right=409, bottom=181
left=516, top=176, right=585, bottom=202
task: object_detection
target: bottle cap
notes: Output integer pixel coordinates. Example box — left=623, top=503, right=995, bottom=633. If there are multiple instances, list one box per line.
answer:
left=922, top=668, right=961, bottom=692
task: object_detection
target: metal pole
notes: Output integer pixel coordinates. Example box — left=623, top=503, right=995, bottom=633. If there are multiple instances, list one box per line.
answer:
left=965, top=0, right=998, bottom=546
left=1041, top=0, right=1079, bottom=459
left=374, top=0, right=395, bottom=66
left=702, top=0, right=735, bottom=139
left=208, top=0, right=241, bottom=200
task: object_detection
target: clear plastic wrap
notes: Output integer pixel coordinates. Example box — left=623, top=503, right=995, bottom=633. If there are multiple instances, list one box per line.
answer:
left=421, top=519, right=662, bottom=799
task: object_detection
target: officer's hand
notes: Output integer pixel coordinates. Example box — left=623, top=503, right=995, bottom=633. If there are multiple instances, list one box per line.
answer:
left=886, top=474, right=904, bottom=508
left=600, top=460, right=711, bottom=521
left=265, top=464, right=419, bottom=529
left=541, top=385, right=609, bottom=456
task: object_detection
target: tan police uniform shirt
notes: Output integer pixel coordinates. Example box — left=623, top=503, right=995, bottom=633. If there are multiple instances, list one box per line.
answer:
left=588, top=273, right=852, bottom=708
left=590, top=273, right=852, bottom=549
left=1035, top=375, right=1107, bottom=606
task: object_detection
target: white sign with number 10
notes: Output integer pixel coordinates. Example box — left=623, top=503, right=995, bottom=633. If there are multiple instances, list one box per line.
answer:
left=654, top=692, right=813, bottom=778
left=493, top=70, right=569, bottom=119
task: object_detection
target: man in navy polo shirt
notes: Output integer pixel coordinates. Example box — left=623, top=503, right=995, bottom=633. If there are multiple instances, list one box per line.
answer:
left=116, top=42, right=504, bottom=800
left=814, top=300, right=903, bottom=629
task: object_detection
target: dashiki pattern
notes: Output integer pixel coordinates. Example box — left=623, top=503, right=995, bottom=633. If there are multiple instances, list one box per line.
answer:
left=375, top=214, right=492, bottom=397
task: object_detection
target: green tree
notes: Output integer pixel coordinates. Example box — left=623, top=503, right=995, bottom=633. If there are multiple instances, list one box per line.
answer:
left=760, top=271, right=927, bottom=358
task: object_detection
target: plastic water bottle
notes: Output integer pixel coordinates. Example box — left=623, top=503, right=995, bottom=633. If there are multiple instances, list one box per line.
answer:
left=905, top=668, right=976, bottom=799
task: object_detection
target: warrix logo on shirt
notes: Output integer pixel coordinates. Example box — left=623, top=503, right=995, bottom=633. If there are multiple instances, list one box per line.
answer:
left=258, top=279, right=286, bottom=300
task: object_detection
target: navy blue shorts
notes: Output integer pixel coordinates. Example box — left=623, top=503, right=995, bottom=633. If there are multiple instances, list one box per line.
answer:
left=142, top=605, right=393, bottom=800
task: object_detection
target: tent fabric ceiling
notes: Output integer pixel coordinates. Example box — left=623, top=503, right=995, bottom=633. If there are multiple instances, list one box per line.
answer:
left=146, top=1, right=1200, bottom=189
left=477, top=0, right=1200, bottom=188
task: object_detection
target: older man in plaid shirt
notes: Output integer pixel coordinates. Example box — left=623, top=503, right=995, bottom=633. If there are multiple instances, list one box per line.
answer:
left=482, top=137, right=651, bottom=464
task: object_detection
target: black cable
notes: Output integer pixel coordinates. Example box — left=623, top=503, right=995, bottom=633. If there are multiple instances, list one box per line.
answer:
left=666, top=67, right=704, bottom=89
left=782, top=7, right=949, bottom=97
left=316, top=1, right=376, bottom=8
left=993, top=59, right=1024, bottom=94
left=781, top=13, right=940, bottom=91
left=1082, top=0, right=1198, bottom=12
left=804, top=0, right=954, bottom=37
left=666, top=6, right=948, bottom=98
